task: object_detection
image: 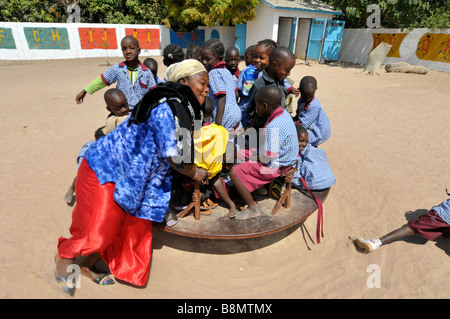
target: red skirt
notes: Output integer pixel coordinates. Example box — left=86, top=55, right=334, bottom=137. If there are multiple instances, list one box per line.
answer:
left=57, top=159, right=153, bottom=287
left=232, top=161, right=281, bottom=193
left=407, top=210, right=450, bottom=241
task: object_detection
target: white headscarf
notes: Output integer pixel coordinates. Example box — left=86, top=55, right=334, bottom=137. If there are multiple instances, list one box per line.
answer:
left=164, top=59, right=207, bottom=83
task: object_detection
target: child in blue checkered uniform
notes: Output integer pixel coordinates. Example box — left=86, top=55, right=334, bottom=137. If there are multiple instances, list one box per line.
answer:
left=75, top=36, right=156, bottom=110
left=201, top=39, right=241, bottom=130
left=293, top=125, right=335, bottom=191
left=236, top=45, right=258, bottom=128
left=293, top=76, right=331, bottom=147
left=246, top=46, right=297, bottom=129
left=230, top=85, right=298, bottom=220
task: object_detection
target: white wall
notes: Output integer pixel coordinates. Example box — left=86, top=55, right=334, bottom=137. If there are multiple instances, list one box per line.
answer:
left=246, top=2, right=333, bottom=53
left=0, top=22, right=240, bottom=60
left=339, top=28, right=450, bottom=73
left=0, top=22, right=163, bottom=60
left=198, top=25, right=236, bottom=51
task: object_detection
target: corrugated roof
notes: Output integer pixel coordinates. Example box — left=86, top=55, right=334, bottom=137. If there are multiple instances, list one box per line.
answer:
left=261, top=0, right=342, bottom=15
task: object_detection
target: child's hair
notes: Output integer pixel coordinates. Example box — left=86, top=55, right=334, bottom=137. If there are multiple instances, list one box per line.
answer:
left=104, top=88, right=125, bottom=104
left=299, top=76, right=317, bottom=89
left=245, top=44, right=257, bottom=58
left=225, top=46, right=240, bottom=57
left=163, top=44, right=185, bottom=66
left=121, top=35, right=139, bottom=47
left=255, top=85, right=282, bottom=109
left=202, top=38, right=225, bottom=58
left=186, top=44, right=201, bottom=59
left=269, top=46, right=295, bottom=65
left=143, top=57, right=157, bottom=70
left=295, top=123, right=308, bottom=136
left=257, top=39, right=277, bottom=52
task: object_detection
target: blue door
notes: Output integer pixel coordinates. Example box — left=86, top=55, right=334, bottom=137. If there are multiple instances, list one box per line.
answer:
left=289, top=18, right=297, bottom=52
left=235, top=24, right=246, bottom=56
left=322, top=20, right=345, bottom=61
left=211, top=29, right=220, bottom=40
left=306, top=19, right=327, bottom=61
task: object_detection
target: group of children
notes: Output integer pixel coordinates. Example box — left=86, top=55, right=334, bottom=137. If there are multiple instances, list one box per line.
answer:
left=69, top=35, right=449, bottom=252
left=70, top=35, right=335, bottom=223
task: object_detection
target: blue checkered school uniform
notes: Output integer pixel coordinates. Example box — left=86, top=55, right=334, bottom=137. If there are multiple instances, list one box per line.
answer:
left=84, top=102, right=178, bottom=222
left=297, top=97, right=331, bottom=147
left=101, top=61, right=157, bottom=110
left=432, top=198, right=450, bottom=225
left=293, top=144, right=336, bottom=190
left=262, top=107, right=299, bottom=169
left=208, top=63, right=242, bottom=130
left=257, top=71, right=294, bottom=95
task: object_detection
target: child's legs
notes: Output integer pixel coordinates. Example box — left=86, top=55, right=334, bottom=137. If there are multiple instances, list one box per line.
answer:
left=230, top=161, right=281, bottom=208
left=379, top=225, right=414, bottom=245
left=212, top=176, right=235, bottom=209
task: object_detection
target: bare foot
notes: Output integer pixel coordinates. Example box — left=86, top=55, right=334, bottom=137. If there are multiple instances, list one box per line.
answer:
left=54, top=254, right=75, bottom=278
left=54, top=254, right=77, bottom=296
left=227, top=205, right=238, bottom=219
left=235, top=204, right=262, bottom=220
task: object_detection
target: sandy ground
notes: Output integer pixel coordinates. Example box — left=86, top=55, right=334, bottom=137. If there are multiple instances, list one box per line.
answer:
left=0, top=55, right=449, bottom=300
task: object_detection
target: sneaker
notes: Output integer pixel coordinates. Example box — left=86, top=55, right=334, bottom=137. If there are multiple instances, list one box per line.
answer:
left=355, top=238, right=382, bottom=252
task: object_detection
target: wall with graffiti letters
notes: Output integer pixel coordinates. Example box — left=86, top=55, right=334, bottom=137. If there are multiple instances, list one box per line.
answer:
left=0, top=22, right=235, bottom=61
left=339, top=28, right=450, bottom=73
left=0, top=22, right=171, bottom=60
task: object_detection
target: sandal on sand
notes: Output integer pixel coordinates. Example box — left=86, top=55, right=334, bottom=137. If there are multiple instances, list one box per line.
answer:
left=200, top=198, right=218, bottom=211
left=200, top=208, right=213, bottom=215
left=93, top=274, right=115, bottom=285
left=164, top=208, right=178, bottom=227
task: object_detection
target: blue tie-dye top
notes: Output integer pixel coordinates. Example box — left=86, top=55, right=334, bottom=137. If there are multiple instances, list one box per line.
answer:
left=84, top=102, right=178, bottom=222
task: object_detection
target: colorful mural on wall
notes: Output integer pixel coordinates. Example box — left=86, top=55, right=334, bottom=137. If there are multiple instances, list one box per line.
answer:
left=0, top=27, right=16, bottom=49
left=78, top=27, right=118, bottom=50
left=169, top=29, right=205, bottom=48
left=23, top=27, right=70, bottom=50
left=125, top=28, right=160, bottom=50
left=371, top=33, right=408, bottom=58
left=371, top=32, right=450, bottom=63
left=416, top=33, right=450, bottom=63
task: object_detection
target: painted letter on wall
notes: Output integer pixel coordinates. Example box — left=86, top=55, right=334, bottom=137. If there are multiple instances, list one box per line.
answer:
left=125, top=28, right=160, bottom=50
left=416, top=33, right=450, bottom=63
left=24, top=27, right=70, bottom=49
left=78, top=27, right=118, bottom=50
left=0, top=27, right=16, bottom=49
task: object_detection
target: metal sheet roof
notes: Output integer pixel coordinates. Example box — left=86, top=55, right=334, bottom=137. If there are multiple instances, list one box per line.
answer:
left=261, top=0, right=342, bottom=15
